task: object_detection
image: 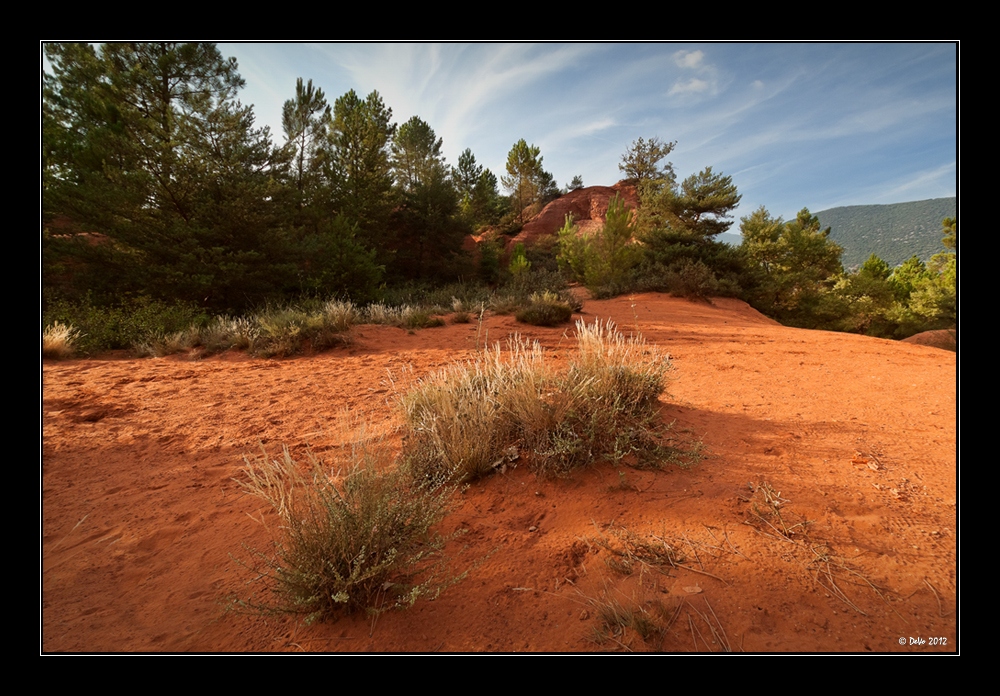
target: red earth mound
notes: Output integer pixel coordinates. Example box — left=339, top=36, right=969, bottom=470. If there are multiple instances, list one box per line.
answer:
left=508, top=182, right=639, bottom=251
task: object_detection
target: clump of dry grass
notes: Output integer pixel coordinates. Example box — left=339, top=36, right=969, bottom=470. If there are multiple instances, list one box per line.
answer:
left=451, top=297, right=473, bottom=324
left=539, top=320, right=671, bottom=474
left=591, top=591, right=662, bottom=647
left=515, top=291, right=574, bottom=326
left=361, top=302, right=445, bottom=330
left=593, top=525, right=686, bottom=577
left=200, top=315, right=259, bottom=353
left=133, top=300, right=357, bottom=359
left=401, top=319, right=673, bottom=482
left=250, top=304, right=354, bottom=357
left=42, top=322, right=81, bottom=359
left=402, top=337, right=551, bottom=482
left=236, top=433, right=457, bottom=623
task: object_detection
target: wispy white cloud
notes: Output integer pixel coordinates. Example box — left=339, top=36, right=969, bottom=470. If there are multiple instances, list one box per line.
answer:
left=879, top=162, right=957, bottom=201
left=668, top=48, right=719, bottom=100
left=674, top=50, right=704, bottom=69
left=669, top=78, right=711, bottom=95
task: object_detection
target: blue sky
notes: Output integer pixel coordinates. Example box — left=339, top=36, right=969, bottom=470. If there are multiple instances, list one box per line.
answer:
left=225, top=43, right=956, bottom=223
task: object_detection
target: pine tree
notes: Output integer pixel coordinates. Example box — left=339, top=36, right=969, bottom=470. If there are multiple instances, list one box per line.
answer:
left=282, top=77, right=331, bottom=204
left=619, top=137, right=676, bottom=191
left=327, top=89, right=397, bottom=247
left=389, top=118, right=467, bottom=280
left=43, top=42, right=289, bottom=310
left=392, top=116, right=445, bottom=193
left=501, top=139, right=552, bottom=223
left=454, top=148, right=484, bottom=196
left=663, top=167, right=741, bottom=239
left=739, top=207, right=844, bottom=324
left=454, top=149, right=505, bottom=227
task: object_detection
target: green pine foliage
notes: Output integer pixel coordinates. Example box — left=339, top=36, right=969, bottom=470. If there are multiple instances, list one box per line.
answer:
left=508, top=243, right=531, bottom=278
left=556, top=195, right=642, bottom=295
left=43, top=52, right=953, bottom=351
left=501, top=139, right=556, bottom=223
left=739, top=207, right=844, bottom=327
left=44, top=43, right=290, bottom=312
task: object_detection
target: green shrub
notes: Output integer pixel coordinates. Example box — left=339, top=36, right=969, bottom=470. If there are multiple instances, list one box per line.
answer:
left=515, top=291, right=574, bottom=326
left=663, top=259, right=720, bottom=300
left=250, top=303, right=353, bottom=357
left=375, top=282, right=492, bottom=315
left=508, top=243, right=531, bottom=277
left=42, top=295, right=207, bottom=355
left=558, top=195, right=642, bottom=292
left=490, top=271, right=581, bottom=317
left=237, top=441, right=456, bottom=622
left=401, top=309, right=445, bottom=330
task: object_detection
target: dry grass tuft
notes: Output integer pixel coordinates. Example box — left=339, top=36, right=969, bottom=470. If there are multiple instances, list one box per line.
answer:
left=402, top=337, right=550, bottom=482
left=401, top=319, right=674, bottom=482
left=585, top=584, right=669, bottom=650
left=42, top=322, right=81, bottom=359
left=235, top=432, right=458, bottom=623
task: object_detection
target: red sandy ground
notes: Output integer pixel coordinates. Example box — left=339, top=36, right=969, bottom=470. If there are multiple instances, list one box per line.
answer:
left=41, top=293, right=957, bottom=653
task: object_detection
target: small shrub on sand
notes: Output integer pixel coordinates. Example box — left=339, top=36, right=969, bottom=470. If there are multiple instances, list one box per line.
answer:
left=199, top=316, right=260, bottom=354
left=401, top=309, right=445, bottom=330
left=402, top=338, right=552, bottom=482
left=515, top=291, right=574, bottom=326
left=322, top=299, right=358, bottom=333
left=44, top=295, right=206, bottom=355
left=360, top=303, right=444, bottom=330
left=42, top=321, right=81, bottom=359
left=133, top=328, right=201, bottom=357
left=237, top=439, right=456, bottom=622
left=451, top=299, right=472, bottom=324
left=402, top=319, right=673, bottom=481
left=251, top=304, right=353, bottom=357
left=536, top=320, right=671, bottom=475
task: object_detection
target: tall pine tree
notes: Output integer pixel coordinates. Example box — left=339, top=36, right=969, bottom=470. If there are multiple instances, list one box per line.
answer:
left=43, top=42, right=289, bottom=310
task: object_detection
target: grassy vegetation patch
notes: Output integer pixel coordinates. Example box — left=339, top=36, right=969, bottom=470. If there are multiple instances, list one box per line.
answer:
left=236, top=438, right=458, bottom=623
left=42, top=321, right=81, bottom=359
left=515, top=291, right=574, bottom=326
left=401, top=319, right=673, bottom=482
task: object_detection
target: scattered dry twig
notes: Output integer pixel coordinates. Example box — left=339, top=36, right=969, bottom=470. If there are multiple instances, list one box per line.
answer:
left=924, top=578, right=949, bottom=617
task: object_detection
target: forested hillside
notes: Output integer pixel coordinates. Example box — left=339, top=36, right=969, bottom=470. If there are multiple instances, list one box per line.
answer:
left=817, top=198, right=957, bottom=269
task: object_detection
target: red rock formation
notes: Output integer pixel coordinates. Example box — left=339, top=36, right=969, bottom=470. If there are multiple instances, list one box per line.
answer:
left=506, top=181, right=639, bottom=252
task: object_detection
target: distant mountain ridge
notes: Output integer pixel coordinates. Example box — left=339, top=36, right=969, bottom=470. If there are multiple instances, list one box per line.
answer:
left=814, top=198, right=956, bottom=269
